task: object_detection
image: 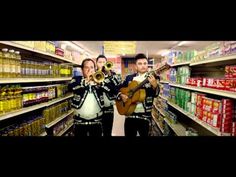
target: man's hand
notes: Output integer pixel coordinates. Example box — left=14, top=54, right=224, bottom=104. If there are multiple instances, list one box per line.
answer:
left=120, top=93, right=128, bottom=103
left=148, top=75, right=158, bottom=89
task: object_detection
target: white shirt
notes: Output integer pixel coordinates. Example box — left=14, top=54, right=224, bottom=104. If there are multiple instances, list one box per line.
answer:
left=133, top=72, right=147, bottom=113
left=103, top=92, right=115, bottom=107
left=74, top=85, right=101, bottom=120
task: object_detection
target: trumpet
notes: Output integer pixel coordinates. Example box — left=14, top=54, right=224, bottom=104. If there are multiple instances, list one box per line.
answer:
left=104, top=61, right=113, bottom=71
left=89, top=70, right=105, bottom=83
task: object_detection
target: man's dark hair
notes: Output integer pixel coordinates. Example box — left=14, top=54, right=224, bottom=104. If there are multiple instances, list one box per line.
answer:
left=135, top=53, right=148, bottom=63
left=96, top=55, right=107, bottom=62
left=81, top=58, right=96, bottom=69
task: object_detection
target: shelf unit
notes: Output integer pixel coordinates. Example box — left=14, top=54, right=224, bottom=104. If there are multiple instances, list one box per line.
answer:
left=164, top=118, right=186, bottom=136
left=45, top=109, right=74, bottom=129
left=152, top=111, right=164, bottom=134
left=167, top=101, right=222, bottom=136
left=160, top=80, right=169, bottom=84
left=171, top=61, right=190, bottom=67
left=190, top=54, right=236, bottom=66
left=169, top=83, right=236, bottom=99
left=0, top=41, right=80, bottom=66
left=57, top=123, right=73, bottom=136
left=0, top=77, right=72, bottom=84
left=153, top=103, right=166, bottom=117
left=159, top=94, right=168, bottom=101
left=0, top=94, right=73, bottom=121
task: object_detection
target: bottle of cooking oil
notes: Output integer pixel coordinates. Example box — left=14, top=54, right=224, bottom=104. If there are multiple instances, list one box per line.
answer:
left=0, top=86, right=3, bottom=114
left=2, top=48, right=10, bottom=78
left=15, top=51, right=21, bottom=78
left=15, top=85, right=22, bottom=109
left=0, top=51, right=3, bottom=78
left=9, top=50, right=16, bottom=78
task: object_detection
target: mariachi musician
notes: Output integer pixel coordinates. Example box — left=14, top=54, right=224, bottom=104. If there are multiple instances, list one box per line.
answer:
left=69, top=58, right=115, bottom=136
left=117, top=53, right=160, bottom=137
left=96, top=55, right=122, bottom=136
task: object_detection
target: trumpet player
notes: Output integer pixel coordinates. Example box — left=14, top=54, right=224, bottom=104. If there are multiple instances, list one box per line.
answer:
left=69, top=58, right=113, bottom=136
left=96, top=55, right=122, bottom=136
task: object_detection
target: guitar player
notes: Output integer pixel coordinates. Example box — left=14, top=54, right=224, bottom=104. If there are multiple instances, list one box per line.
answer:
left=117, top=53, right=160, bottom=137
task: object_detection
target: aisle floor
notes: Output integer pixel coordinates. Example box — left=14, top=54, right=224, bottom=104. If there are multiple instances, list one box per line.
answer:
left=112, top=106, right=125, bottom=136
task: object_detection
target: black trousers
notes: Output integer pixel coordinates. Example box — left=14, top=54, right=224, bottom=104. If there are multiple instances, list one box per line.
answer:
left=73, top=116, right=103, bottom=137
left=124, top=117, right=151, bottom=137
left=102, top=106, right=114, bottom=136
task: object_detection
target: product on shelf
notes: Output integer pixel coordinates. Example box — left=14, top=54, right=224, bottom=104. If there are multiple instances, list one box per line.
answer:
left=46, top=41, right=56, bottom=54
left=55, top=47, right=64, bottom=57
left=0, top=112, right=46, bottom=136
left=43, top=100, right=70, bottom=125
left=0, top=85, right=23, bottom=115
left=51, top=113, right=73, bottom=136
left=225, top=65, right=236, bottom=78
left=34, top=41, right=47, bottom=52
left=169, top=68, right=177, bottom=83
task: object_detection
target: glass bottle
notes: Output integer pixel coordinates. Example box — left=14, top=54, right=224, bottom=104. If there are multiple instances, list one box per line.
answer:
left=9, top=50, right=16, bottom=78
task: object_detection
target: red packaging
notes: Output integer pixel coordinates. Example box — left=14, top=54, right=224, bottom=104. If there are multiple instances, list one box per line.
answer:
left=202, top=110, right=208, bottom=122
left=225, top=66, right=231, bottom=78
left=197, top=78, right=203, bottom=87
left=55, top=47, right=64, bottom=57
left=186, top=78, right=191, bottom=85
left=204, top=78, right=214, bottom=88
left=202, top=97, right=213, bottom=112
left=222, top=114, right=233, bottom=120
left=212, top=113, right=221, bottom=128
left=196, top=106, right=203, bottom=120
left=191, top=78, right=197, bottom=86
left=207, top=112, right=212, bottom=125
left=216, top=79, right=225, bottom=90
left=212, top=100, right=222, bottom=114
left=212, top=79, right=218, bottom=89
left=222, top=106, right=233, bottom=114
left=222, top=99, right=233, bottom=105
left=196, top=94, right=206, bottom=107
left=230, top=66, right=236, bottom=78
left=222, top=117, right=233, bottom=124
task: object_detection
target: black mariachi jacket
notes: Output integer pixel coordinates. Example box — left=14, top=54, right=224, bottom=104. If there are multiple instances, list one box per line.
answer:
left=68, top=76, right=113, bottom=110
left=103, top=70, right=122, bottom=101
left=118, top=73, right=160, bottom=114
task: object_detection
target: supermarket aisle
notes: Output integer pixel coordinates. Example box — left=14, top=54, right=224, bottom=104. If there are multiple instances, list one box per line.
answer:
left=112, top=106, right=125, bottom=136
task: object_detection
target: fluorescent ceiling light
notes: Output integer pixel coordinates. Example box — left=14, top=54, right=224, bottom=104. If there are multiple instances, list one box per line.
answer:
left=177, top=41, right=186, bottom=46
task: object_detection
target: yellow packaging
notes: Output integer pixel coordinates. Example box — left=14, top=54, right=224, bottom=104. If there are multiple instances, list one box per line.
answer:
left=34, top=41, right=46, bottom=52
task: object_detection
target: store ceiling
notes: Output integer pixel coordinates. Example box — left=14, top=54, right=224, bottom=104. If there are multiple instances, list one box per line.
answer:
left=73, top=41, right=215, bottom=58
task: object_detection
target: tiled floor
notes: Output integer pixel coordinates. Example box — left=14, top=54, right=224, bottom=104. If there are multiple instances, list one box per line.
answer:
left=112, top=106, right=125, bottom=136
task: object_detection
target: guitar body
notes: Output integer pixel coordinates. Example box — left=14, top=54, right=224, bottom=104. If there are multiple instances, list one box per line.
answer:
left=116, top=80, right=146, bottom=115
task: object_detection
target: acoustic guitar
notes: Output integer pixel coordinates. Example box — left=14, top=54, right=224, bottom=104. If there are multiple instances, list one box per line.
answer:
left=116, top=67, right=164, bottom=116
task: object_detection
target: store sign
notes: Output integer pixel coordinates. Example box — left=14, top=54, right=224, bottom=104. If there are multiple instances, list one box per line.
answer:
left=104, top=41, right=136, bottom=55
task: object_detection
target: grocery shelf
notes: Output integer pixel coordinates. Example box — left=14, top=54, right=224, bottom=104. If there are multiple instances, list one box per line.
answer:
left=152, top=112, right=164, bottom=134
left=164, top=118, right=186, bottom=136
left=159, top=94, right=168, bottom=101
left=190, top=54, right=236, bottom=66
left=0, top=77, right=72, bottom=84
left=45, top=109, right=74, bottom=129
left=0, top=41, right=80, bottom=66
left=171, top=61, right=190, bottom=67
left=167, top=101, right=221, bottom=136
left=57, top=123, right=73, bottom=136
left=40, top=132, right=47, bottom=136
left=169, top=83, right=236, bottom=99
left=0, top=94, right=73, bottom=122
left=154, top=104, right=166, bottom=117
left=160, top=80, right=169, bottom=84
